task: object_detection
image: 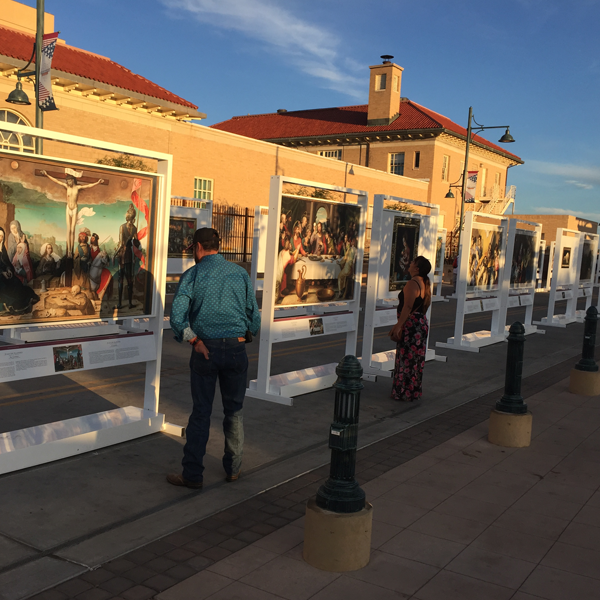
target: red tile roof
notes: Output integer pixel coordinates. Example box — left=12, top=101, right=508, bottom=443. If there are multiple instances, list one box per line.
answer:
left=211, top=100, right=522, bottom=162
left=0, top=26, right=198, bottom=110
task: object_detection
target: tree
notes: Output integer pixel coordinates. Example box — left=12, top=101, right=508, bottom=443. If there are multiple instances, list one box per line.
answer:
left=96, top=154, right=152, bottom=172
left=385, top=201, right=417, bottom=213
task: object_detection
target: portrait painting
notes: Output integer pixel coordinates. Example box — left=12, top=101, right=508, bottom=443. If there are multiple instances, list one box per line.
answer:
left=389, top=216, right=420, bottom=292
left=467, top=226, right=503, bottom=293
left=168, top=217, right=196, bottom=257
left=579, top=240, right=594, bottom=281
left=510, top=232, right=536, bottom=288
left=274, top=195, right=361, bottom=307
left=0, top=152, right=158, bottom=327
left=309, top=317, right=324, bottom=335
left=53, top=344, right=84, bottom=372
left=561, top=247, right=571, bottom=269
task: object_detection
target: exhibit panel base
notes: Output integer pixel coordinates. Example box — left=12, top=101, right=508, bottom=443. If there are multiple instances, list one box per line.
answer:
left=0, top=407, right=165, bottom=475
left=247, top=362, right=339, bottom=406
left=534, top=314, right=577, bottom=328
left=436, top=330, right=508, bottom=353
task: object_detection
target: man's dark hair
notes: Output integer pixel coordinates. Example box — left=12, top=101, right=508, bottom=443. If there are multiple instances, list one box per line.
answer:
left=193, top=227, right=220, bottom=251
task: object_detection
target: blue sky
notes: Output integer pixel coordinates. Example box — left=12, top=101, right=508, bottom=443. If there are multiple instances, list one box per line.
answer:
left=21, top=0, right=600, bottom=221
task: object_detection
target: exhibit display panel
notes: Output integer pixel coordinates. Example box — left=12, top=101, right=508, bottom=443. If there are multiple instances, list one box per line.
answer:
left=246, top=176, right=367, bottom=405
left=536, top=240, right=547, bottom=290
left=251, top=205, right=268, bottom=292
left=0, top=121, right=172, bottom=474
left=437, top=212, right=509, bottom=352
left=575, top=233, right=598, bottom=321
left=361, top=195, right=445, bottom=378
left=534, top=228, right=583, bottom=328
left=432, top=228, right=448, bottom=302
left=501, top=219, right=543, bottom=335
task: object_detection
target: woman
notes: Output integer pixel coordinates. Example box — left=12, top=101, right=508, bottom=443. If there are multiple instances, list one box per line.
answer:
left=0, top=227, right=39, bottom=314
left=388, top=256, right=431, bottom=402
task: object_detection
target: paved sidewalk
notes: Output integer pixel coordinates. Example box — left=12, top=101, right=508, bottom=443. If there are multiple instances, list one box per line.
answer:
left=154, top=375, right=600, bottom=600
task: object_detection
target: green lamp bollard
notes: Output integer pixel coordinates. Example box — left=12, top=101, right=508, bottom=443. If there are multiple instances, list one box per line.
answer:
left=315, top=355, right=366, bottom=513
left=495, top=321, right=528, bottom=415
left=574, top=306, right=599, bottom=373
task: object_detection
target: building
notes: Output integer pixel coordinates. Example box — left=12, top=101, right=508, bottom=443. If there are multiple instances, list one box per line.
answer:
left=212, top=56, right=524, bottom=227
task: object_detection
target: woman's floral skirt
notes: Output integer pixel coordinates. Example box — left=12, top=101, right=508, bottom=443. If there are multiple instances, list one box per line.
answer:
left=391, top=312, right=429, bottom=402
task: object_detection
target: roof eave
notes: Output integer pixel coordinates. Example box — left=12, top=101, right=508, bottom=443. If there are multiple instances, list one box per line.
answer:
left=441, top=128, right=523, bottom=164
left=263, top=128, right=443, bottom=146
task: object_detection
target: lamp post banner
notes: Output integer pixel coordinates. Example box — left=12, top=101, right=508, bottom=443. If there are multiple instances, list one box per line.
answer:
left=465, top=171, right=478, bottom=202
left=39, top=32, right=59, bottom=112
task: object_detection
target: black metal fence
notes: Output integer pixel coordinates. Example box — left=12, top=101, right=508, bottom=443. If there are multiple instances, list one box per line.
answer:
left=212, top=203, right=254, bottom=263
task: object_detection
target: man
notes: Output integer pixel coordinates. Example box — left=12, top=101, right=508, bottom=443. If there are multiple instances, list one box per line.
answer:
left=40, top=168, right=104, bottom=257
left=73, top=229, right=92, bottom=288
left=168, top=228, right=261, bottom=489
left=89, top=233, right=100, bottom=261
left=337, top=236, right=357, bottom=299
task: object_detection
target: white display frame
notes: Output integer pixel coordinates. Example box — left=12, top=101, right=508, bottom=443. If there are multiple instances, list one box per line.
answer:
left=361, top=195, right=445, bottom=378
left=250, top=205, right=268, bottom=293
left=246, top=176, right=368, bottom=406
left=0, top=121, right=172, bottom=475
left=432, top=228, right=448, bottom=302
left=436, top=211, right=509, bottom=352
left=500, top=218, right=543, bottom=336
left=534, top=228, right=583, bottom=328
left=536, top=239, right=547, bottom=290
left=575, top=232, right=599, bottom=322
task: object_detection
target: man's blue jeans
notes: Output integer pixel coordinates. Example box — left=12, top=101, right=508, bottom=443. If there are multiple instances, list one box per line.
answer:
left=182, top=338, right=248, bottom=483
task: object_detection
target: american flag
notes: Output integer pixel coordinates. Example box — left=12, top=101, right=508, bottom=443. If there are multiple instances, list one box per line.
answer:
left=39, top=32, right=59, bottom=111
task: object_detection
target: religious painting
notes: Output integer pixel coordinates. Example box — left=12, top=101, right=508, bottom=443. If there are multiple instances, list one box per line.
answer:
left=274, top=195, right=361, bottom=307
left=510, top=231, right=536, bottom=288
left=434, top=234, right=443, bottom=275
left=168, top=217, right=196, bottom=257
left=561, top=247, right=571, bottom=268
left=579, top=239, right=594, bottom=282
left=0, top=152, right=158, bottom=327
left=53, top=344, right=84, bottom=372
left=389, top=216, right=420, bottom=292
left=467, top=226, right=503, bottom=293
left=309, top=317, right=324, bottom=335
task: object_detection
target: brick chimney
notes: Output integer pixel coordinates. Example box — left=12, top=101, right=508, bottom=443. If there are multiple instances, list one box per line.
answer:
left=367, top=56, right=403, bottom=126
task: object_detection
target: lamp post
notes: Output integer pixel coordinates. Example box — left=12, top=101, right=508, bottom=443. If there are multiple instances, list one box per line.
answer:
left=454, top=107, right=515, bottom=257
left=5, top=0, right=45, bottom=154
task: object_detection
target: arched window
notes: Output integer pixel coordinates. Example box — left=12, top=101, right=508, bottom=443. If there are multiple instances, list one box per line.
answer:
left=0, top=109, right=35, bottom=153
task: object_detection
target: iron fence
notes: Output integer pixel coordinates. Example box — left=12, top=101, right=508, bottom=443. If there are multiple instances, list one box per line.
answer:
left=212, top=203, right=254, bottom=263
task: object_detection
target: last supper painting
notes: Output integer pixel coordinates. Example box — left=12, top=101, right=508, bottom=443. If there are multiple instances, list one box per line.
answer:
left=0, top=152, right=158, bottom=327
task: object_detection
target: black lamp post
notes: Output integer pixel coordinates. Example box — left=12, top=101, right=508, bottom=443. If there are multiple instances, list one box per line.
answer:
left=455, top=107, right=515, bottom=255
left=5, top=0, right=45, bottom=154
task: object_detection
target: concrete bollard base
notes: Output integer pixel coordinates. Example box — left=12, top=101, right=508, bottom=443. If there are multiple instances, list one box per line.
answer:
left=569, top=369, right=600, bottom=396
left=303, top=498, right=372, bottom=572
left=488, top=409, right=532, bottom=448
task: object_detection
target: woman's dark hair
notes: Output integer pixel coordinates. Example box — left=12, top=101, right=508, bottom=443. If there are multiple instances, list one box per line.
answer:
left=413, top=255, right=432, bottom=312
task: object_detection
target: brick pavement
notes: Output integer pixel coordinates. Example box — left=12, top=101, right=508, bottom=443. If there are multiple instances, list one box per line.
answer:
left=28, top=353, right=579, bottom=600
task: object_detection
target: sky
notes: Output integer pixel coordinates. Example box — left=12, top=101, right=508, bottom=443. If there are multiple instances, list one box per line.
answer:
left=19, top=0, right=600, bottom=221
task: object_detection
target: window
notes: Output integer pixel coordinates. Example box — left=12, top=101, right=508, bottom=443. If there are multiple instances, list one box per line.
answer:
left=0, top=109, right=34, bottom=153
left=414, top=151, right=420, bottom=169
left=441, top=155, right=449, bottom=181
left=318, top=150, right=342, bottom=160
left=375, top=73, right=387, bottom=91
left=389, top=152, right=405, bottom=176
left=495, top=172, right=501, bottom=186
left=393, top=75, right=399, bottom=92
left=480, top=168, right=487, bottom=197
left=194, top=177, right=213, bottom=200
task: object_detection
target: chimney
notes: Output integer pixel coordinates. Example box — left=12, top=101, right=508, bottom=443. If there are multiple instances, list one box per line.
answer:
left=367, top=55, right=403, bottom=126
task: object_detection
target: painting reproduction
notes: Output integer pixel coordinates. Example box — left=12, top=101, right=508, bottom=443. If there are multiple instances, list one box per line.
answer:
left=510, top=232, right=536, bottom=288
left=434, top=235, right=443, bottom=275
left=467, top=226, right=503, bottom=293
left=0, top=152, right=158, bottom=327
left=168, top=217, right=196, bottom=257
left=389, top=216, right=420, bottom=292
left=561, top=247, right=571, bottom=269
left=274, top=195, right=361, bottom=306
left=579, top=240, right=594, bottom=281
left=53, top=344, right=84, bottom=372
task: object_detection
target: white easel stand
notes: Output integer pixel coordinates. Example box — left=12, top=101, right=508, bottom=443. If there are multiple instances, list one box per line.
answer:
left=431, top=275, right=449, bottom=303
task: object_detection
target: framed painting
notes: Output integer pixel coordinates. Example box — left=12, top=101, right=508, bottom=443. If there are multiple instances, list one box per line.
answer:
left=579, top=239, right=594, bottom=281
left=389, top=215, right=420, bottom=292
left=168, top=216, right=196, bottom=257
left=274, top=195, right=361, bottom=307
left=561, top=247, right=571, bottom=268
left=0, top=152, right=159, bottom=327
left=510, top=231, right=536, bottom=288
left=466, top=225, right=503, bottom=293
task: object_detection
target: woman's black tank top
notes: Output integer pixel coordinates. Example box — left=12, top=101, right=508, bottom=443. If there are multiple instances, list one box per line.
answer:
left=397, top=279, right=425, bottom=315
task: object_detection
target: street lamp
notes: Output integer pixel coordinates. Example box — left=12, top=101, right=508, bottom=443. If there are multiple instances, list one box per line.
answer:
left=5, top=0, right=45, bottom=154
left=454, top=106, right=515, bottom=256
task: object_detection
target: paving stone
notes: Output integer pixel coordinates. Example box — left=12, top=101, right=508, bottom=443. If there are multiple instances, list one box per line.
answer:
left=29, top=591, right=69, bottom=600
left=56, top=578, right=93, bottom=597
left=104, top=559, right=137, bottom=575
left=98, top=577, right=135, bottom=595
left=163, top=548, right=196, bottom=563
left=143, top=573, right=178, bottom=592
left=121, top=566, right=156, bottom=585
left=163, top=564, right=198, bottom=582
left=218, top=538, right=248, bottom=553
left=73, top=589, right=112, bottom=600
left=79, top=569, right=115, bottom=586
left=123, top=550, right=157, bottom=566
left=120, top=585, right=156, bottom=600
left=201, top=546, right=232, bottom=562
left=234, top=530, right=264, bottom=544
left=186, top=555, right=214, bottom=571
left=145, top=557, right=177, bottom=573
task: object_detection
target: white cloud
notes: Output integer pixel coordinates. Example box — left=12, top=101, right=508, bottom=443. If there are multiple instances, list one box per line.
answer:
left=533, top=206, right=600, bottom=222
left=565, top=180, right=593, bottom=190
left=527, top=160, right=600, bottom=186
left=161, top=0, right=365, bottom=98
left=77, top=207, right=96, bottom=226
